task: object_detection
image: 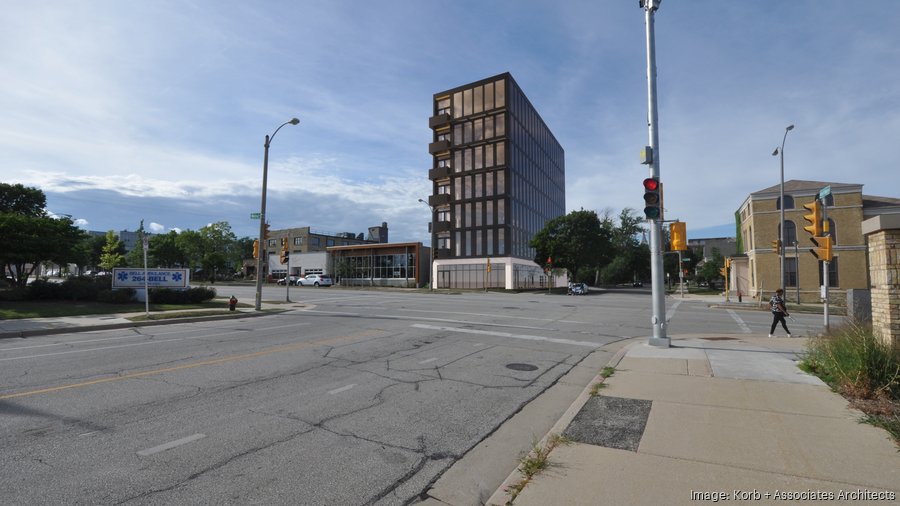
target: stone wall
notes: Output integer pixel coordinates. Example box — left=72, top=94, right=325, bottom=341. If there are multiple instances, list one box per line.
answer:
left=864, top=216, right=900, bottom=349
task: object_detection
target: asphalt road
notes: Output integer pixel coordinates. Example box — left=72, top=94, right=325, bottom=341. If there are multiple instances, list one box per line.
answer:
left=0, top=287, right=832, bottom=505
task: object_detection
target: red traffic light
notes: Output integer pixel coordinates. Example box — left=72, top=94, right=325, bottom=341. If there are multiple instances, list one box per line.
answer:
left=643, top=178, right=659, bottom=191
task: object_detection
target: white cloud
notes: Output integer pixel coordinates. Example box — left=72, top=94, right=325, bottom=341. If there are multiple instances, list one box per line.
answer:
left=2, top=1, right=899, bottom=244
left=148, top=222, right=166, bottom=233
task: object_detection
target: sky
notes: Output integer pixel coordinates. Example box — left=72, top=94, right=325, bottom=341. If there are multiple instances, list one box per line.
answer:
left=2, top=1, right=898, bottom=244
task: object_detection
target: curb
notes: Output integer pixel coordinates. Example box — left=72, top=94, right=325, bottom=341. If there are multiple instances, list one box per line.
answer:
left=486, top=338, right=640, bottom=506
left=0, top=310, right=275, bottom=340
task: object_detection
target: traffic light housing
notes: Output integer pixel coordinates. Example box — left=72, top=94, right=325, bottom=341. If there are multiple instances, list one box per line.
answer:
left=719, top=258, right=730, bottom=278
left=802, top=200, right=823, bottom=237
left=771, top=239, right=781, bottom=255
left=253, top=239, right=259, bottom=259
left=811, top=235, right=833, bottom=262
left=280, top=237, right=290, bottom=264
left=643, top=177, right=662, bottom=220
left=669, top=221, right=686, bottom=251
left=263, top=222, right=271, bottom=240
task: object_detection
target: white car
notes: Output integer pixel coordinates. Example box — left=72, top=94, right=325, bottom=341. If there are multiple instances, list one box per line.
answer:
left=298, top=274, right=333, bottom=287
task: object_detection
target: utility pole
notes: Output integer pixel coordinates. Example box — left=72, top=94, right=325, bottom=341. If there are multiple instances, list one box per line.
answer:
left=641, top=0, right=669, bottom=347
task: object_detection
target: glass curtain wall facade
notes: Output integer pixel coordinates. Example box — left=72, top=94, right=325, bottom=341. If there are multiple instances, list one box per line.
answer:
left=428, top=72, right=565, bottom=288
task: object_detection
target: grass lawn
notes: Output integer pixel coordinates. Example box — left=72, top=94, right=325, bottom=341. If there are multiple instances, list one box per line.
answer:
left=0, top=300, right=234, bottom=319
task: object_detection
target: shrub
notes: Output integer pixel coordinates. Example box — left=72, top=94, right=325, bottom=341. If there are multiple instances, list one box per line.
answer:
left=27, top=279, right=64, bottom=300
left=804, top=323, right=900, bottom=401
left=0, top=287, right=28, bottom=301
left=149, top=286, right=216, bottom=304
left=97, top=288, right=136, bottom=304
left=61, top=276, right=101, bottom=301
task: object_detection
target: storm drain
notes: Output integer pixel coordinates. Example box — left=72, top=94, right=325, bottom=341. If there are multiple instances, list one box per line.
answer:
left=564, top=396, right=652, bottom=452
left=505, top=363, right=539, bottom=372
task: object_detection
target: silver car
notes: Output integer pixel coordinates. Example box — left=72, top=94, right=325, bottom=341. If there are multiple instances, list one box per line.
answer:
left=298, top=274, right=333, bottom=287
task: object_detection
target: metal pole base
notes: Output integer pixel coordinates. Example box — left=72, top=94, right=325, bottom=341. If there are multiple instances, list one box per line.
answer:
left=648, top=336, right=671, bottom=348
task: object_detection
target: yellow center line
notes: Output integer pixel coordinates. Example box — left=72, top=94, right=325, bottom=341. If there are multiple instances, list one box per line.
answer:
left=0, top=331, right=378, bottom=401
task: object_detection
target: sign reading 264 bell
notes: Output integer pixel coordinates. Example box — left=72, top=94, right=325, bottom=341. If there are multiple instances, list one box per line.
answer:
left=112, top=268, right=190, bottom=289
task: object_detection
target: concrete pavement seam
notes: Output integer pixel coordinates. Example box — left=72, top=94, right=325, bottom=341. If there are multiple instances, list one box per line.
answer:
left=486, top=337, right=642, bottom=506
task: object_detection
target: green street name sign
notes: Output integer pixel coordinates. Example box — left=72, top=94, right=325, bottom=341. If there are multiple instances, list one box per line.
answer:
left=250, top=213, right=261, bottom=219
left=818, top=185, right=832, bottom=200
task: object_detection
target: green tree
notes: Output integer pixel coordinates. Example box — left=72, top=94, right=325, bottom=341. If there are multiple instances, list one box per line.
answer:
left=175, top=229, right=205, bottom=272
left=126, top=220, right=148, bottom=268
left=598, top=208, right=650, bottom=285
left=99, top=231, right=126, bottom=271
left=530, top=209, right=607, bottom=282
left=199, top=221, right=237, bottom=281
left=0, top=183, right=46, bottom=217
left=697, top=247, right=725, bottom=288
left=0, top=184, right=83, bottom=286
left=150, top=230, right=187, bottom=268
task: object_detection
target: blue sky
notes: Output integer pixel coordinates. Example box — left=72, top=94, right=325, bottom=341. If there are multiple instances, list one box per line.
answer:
left=2, top=1, right=898, bottom=243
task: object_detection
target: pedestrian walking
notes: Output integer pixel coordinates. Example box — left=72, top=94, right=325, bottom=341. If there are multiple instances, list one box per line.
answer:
left=768, top=288, right=791, bottom=337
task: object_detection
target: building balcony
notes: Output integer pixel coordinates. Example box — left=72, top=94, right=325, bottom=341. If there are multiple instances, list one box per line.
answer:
left=435, top=248, right=452, bottom=259
left=428, top=193, right=451, bottom=207
left=429, top=166, right=450, bottom=180
left=429, top=113, right=451, bottom=129
left=434, top=220, right=451, bottom=233
left=428, top=140, right=451, bottom=155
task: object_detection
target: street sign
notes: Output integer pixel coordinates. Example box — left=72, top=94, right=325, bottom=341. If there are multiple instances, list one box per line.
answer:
left=818, top=186, right=831, bottom=200
left=250, top=212, right=261, bottom=219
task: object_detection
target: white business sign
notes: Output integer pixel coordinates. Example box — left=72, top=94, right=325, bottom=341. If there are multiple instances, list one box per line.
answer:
left=112, top=268, right=190, bottom=289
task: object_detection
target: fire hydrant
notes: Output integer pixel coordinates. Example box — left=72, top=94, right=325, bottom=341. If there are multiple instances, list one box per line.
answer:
left=229, top=295, right=238, bottom=311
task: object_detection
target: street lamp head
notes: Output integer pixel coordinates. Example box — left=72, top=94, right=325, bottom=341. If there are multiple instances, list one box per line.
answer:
left=786, top=124, right=794, bottom=132
left=418, top=198, right=426, bottom=204
left=289, top=118, right=300, bottom=125
left=772, top=148, right=779, bottom=156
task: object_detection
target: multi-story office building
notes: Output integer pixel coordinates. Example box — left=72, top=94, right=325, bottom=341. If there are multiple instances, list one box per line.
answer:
left=427, top=72, right=565, bottom=289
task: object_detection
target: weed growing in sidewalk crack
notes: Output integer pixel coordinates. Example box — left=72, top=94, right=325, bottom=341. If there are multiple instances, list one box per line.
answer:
left=589, top=367, right=615, bottom=396
left=503, top=434, right=571, bottom=505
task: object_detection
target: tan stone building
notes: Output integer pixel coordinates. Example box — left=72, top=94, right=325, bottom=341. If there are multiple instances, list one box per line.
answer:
left=735, top=180, right=900, bottom=304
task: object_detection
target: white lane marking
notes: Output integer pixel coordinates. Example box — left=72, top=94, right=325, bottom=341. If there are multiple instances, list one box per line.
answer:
left=78, top=431, right=98, bottom=437
left=0, top=334, right=145, bottom=351
left=328, top=384, right=356, bottom=395
left=137, top=433, right=206, bottom=456
left=665, top=300, right=682, bottom=322
left=418, top=357, right=438, bottom=364
left=727, top=309, right=752, bottom=333
left=397, top=308, right=592, bottom=325
left=0, top=338, right=183, bottom=361
left=473, top=343, right=485, bottom=347
left=302, top=310, right=554, bottom=331
left=411, top=324, right=598, bottom=349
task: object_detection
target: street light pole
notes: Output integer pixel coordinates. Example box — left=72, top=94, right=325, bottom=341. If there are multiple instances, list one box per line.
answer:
left=773, top=124, right=794, bottom=293
left=418, top=198, right=435, bottom=291
left=255, top=118, right=299, bottom=311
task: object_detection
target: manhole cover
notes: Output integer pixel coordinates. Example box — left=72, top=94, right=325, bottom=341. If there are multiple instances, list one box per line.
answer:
left=506, top=363, right=538, bottom=371
left=701, top=337, right=737, bottom=341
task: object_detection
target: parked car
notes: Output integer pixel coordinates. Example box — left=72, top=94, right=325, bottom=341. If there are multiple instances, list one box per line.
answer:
left=298, top=274, right=333, bottom=287
left=276, top=275, right=300, bottom=285
left=632, top=280, right=643, bottom=287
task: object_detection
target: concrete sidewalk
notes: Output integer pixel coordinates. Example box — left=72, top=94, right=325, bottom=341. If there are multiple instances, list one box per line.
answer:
left=488, top=335, right=900, bottom=506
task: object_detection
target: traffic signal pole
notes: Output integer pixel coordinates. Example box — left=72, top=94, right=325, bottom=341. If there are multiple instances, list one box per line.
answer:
left=822, top=204, right=830, bottom=331
left=642, top=0, right=669, bottom=347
